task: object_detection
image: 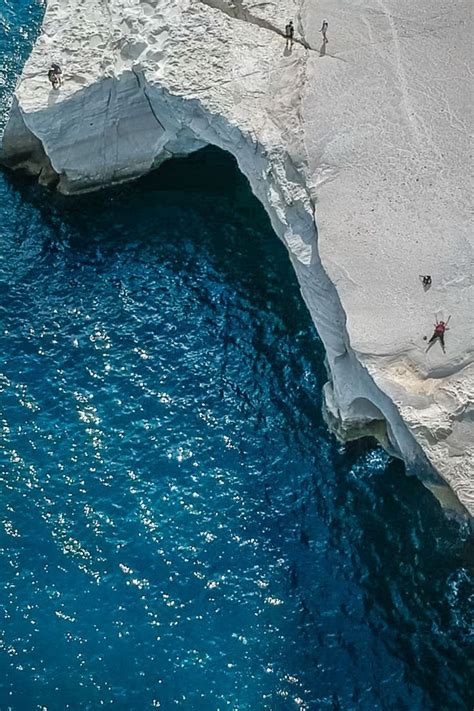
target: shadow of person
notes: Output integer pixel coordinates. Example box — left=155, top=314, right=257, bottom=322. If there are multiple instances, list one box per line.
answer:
left=319, top=42, right=326, bottom=57
left=48, top=89, right=62, bottom=107
left=283, top=44, right=292, bottom=56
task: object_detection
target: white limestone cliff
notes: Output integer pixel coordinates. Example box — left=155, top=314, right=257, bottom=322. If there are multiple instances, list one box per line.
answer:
left=1, top=0, right=473, bottom=514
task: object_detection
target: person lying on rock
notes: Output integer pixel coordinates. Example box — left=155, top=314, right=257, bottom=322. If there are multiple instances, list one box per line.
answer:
left=285, top=20, right=294, bottom=48
left=426, top=319, right=447, bottom=354
left=48, top=63, right=62, bottom=90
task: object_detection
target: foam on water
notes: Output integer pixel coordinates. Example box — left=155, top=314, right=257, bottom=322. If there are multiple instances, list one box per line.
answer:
left=0, top=3, right=473, bottom=709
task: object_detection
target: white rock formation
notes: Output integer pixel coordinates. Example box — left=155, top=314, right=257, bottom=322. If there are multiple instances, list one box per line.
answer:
left=1, top=0, right=473, bottom=514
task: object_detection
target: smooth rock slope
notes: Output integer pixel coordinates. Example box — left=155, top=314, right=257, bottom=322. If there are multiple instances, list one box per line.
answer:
left=2, top=0, right=473, bottom=514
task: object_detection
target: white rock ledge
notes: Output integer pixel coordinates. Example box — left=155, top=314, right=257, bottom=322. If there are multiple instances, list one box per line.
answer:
left=2, top=0, right=473, bottom=515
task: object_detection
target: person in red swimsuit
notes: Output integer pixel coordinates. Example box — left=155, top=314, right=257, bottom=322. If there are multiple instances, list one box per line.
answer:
left=427, top=320, right=447, bottom=353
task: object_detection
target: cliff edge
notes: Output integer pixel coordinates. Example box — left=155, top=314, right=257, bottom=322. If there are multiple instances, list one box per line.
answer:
left=1, top=0, right=473, bottom=514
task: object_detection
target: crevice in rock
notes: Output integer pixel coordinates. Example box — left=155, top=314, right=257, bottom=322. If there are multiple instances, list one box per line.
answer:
left=198, top=0, right=314, bottom=50
left=131, top=67, right=167, bottom=131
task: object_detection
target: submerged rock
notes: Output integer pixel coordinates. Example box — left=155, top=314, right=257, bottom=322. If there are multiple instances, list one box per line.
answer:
left=1, top=0, right=472, bottom=514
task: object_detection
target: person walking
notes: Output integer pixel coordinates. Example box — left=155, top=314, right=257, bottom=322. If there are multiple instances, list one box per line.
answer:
left=320, top=20, right=328, bottom=43
left=285, top=20, right=294, bottom=49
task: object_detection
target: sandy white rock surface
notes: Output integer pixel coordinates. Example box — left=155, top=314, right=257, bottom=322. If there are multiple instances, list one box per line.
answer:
left=1, top=0, right=473, bottom=514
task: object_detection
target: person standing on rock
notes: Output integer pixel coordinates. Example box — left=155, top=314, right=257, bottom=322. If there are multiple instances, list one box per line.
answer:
left=285, top=20, right=294, bottom=49
left=48, top=63, right=62, bottom=90
left=320, top=20, right=329, bottom=43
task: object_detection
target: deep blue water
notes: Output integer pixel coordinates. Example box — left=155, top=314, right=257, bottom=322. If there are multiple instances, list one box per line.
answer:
left=1, top=2, right=473, bottom=709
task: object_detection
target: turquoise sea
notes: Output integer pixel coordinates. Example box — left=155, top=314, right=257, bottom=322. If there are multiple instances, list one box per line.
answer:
left=0, top=1, right=472, bottom=708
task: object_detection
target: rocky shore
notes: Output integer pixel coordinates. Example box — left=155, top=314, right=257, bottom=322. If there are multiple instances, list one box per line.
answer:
left=2, top=0, right=472, bottom=514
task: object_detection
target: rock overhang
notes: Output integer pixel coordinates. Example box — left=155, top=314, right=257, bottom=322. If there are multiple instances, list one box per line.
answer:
left=1, top=0, right=473, bottom=515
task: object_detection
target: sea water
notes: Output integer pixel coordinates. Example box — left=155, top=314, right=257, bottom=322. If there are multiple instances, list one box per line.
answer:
left=0, top=2, right=472, bottom=709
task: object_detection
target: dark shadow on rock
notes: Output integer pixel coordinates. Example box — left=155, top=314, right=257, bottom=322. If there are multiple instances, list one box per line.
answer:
left=319, top=43, right=326, bottom=57
left=47, top=89, right=61, bottom=107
